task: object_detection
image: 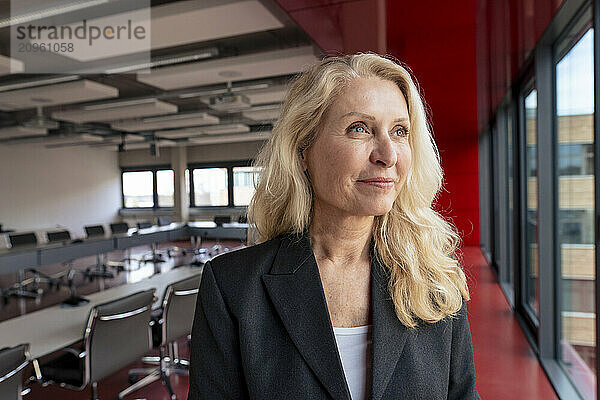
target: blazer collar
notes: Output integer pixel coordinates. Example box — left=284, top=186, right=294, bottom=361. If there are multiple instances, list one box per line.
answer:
left=262, top=231, right=409, bottom=400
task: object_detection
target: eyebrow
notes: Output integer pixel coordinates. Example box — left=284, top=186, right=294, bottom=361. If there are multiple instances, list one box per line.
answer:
left=340, top=111, right=409, bottom=124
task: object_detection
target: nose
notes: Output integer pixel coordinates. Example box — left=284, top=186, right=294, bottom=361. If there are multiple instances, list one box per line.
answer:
left=369, top=133, right=397, bottom=168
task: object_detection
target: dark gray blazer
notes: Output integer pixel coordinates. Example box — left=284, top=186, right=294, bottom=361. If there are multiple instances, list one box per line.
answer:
left=188, top=231, right=481, bottom=400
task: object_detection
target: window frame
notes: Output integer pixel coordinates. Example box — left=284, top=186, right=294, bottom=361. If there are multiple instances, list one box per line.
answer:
left=121, top=165, right=174, bottom=210
left=188, top=159, right=255, bottom=210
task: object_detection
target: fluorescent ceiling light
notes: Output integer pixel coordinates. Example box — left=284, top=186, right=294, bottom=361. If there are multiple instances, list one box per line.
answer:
left=52, top=98, right=178, bottom=123
left=111, top=112, right=219, bottom=132
left=187, top=131, right=271, bottom=145
left=0, top=75, right=80, bottom=93
left=178, top=83, right=269, bottom=99
left=0, top=0, right=110, bottom=29
left=105, top=48, right=218, bottom=74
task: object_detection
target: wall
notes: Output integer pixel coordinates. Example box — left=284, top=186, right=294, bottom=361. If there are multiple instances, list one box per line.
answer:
left=0, top=144, right=121, bottom=238
left=386, top=0, right=480, bottom=246
left=476, top=0, right=564, bottom=131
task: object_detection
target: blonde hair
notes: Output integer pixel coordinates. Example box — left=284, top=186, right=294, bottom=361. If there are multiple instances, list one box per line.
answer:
left=247, top=53, right=470, bottom=328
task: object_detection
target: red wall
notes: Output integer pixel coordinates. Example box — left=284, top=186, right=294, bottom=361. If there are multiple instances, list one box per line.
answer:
left=386, top=0, right=480, bottom=246
left=273, top=0, right=481, bottom=246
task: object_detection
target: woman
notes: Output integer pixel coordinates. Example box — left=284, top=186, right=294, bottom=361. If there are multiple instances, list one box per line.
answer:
left=188, top=53, right=480, bottom=400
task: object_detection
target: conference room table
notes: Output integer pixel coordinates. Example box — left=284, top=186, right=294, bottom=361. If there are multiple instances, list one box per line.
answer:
left=0, top=265, right=203, bottom=359
left=0, top=222, right=248, bottom=276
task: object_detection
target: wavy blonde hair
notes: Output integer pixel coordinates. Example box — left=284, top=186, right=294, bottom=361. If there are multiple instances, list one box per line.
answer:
left=247, top=53, right=470, bottom=328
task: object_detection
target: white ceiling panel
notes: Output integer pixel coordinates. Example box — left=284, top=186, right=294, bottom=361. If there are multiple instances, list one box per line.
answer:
left=0, top=126, right=47, bottom=139
left=52, top=99, right=178, bottom=123
left=188, top=131, right=271, bottom=145
left=0, top=80, right=118, bottom=111
left=242, top=108, right=280, bottom=121
left=150, top=0, right=283, bottom=51
left=0, top=55, right=24, bottom=76
left=245, top=87, right=287, bottom=104
left=123, top=140, right=176, bottom=150
left=137, top=46, right=318, bottom=90
left=111, top=112, right=219, bottom=132
left=44, top=134, right=104, bottom=147
left=155, top=123, right=249, bottom=139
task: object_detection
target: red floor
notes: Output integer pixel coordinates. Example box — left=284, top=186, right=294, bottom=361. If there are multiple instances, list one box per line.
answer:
left=21, top=245, right=559, bottom=399
left=462, top=246, right=559, bottom=399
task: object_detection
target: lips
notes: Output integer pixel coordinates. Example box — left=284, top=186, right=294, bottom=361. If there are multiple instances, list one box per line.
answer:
left=357, top=178, right=395, bottom=183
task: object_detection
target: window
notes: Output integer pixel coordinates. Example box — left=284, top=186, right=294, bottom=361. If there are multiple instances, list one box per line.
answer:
left=193, top=168, right=228, bottom=206
left=233, top=166, right=262, bottom=206
left=122, top=171, right=153, bottom=207
left=522, top=85, right=539, bottom=321
left=555, top=25, right=594, bottom=398
left=157, top=170, right=174, bottom=207
left=121, top=167, right=175, bottom=209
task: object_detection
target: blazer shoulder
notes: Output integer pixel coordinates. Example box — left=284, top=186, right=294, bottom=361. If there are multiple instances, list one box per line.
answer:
left=208, top=235, right=283, bottom=283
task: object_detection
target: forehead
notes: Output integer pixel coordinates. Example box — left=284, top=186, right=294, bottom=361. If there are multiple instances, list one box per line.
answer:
left=327, top=76, right=409, bottom=120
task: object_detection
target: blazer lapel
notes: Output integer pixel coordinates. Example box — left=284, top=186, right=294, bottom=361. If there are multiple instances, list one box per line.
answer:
left=370, top=254, right=411, bottom=400
left=262, top=232, right=351, bottom=400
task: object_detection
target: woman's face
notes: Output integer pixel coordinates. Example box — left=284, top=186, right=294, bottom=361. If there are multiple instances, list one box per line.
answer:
left=302, top=76, right=412, bottom=218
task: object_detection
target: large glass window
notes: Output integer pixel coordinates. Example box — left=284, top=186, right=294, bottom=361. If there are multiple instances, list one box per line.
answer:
left=555, top=26, right=594, bottom=399
left=193, top=168, right=228, bottom=206
left=523, top=87, right=539, bottom=320
left=157, top=169, right=174, bottom=207
left=233, top=166, right=261, bottom=206
left=122, top=171, right=153, bottom=207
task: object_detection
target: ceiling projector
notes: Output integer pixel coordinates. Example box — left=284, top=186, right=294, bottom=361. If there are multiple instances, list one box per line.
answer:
left=207, top=93, right=251, bottom=112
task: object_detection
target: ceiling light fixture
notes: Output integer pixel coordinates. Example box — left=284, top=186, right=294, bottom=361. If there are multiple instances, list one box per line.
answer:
left=178, top=83, right=270, bottom=99
left=0, top=75, right=80, bottom=93
left=105, top=48, right=219, bottom=74
left=0, top=0, right=111, bottom=28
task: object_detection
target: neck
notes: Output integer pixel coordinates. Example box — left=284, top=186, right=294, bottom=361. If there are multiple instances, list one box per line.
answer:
left=308, top=200, right=373, bottom=266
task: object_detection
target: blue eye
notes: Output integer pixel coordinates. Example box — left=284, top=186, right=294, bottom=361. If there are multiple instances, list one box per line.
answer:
left=392, top=126, right=410, bottom=137
left=348, top=123, right=369, bottom=134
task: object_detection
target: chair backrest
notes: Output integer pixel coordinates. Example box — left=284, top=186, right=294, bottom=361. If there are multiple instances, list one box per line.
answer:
left=157, top=216, right=172, bottom=226
left=84, top=225, right=105, bottom=238
left=109, top=222, right=129, bottom=235
left=84, top=289, right=155, bottom=383
left=8, top=233, right=37, bottom=248
left=0, top=344, right=29, bottom=400
left=47, top=230, right=71, bottom=243
left=137, top=221, right=152, bottom=230
left=162, top=275, right=202, bottom=345
left=213, top=215, right=231, bottom=226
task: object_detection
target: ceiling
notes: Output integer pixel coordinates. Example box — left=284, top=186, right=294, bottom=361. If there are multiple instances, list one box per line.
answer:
left=0, top=0, right=319, bottom=151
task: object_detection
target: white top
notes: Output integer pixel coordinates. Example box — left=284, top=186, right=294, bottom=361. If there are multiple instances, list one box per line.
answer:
left=333, top=325, right=373, bottom=400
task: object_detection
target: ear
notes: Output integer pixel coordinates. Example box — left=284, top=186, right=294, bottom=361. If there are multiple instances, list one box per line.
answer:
left=299, top=149, right=308, bottom=170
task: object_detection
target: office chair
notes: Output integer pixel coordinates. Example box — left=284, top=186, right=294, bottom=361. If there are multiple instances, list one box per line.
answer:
left=0, top=343, right=33, bottom=400
left=135, top=221, right=167, bottom=265
left=108, top=222, right=143, bottom=272
left=4, top=233, right=45, bottom=300
left=43, top=230, right=89, bottom=306
left=40, top=289, right=156, bottom=400
left=129, top=274, right=201, bottom=400
left=83, top=225, right=114, bottom=281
